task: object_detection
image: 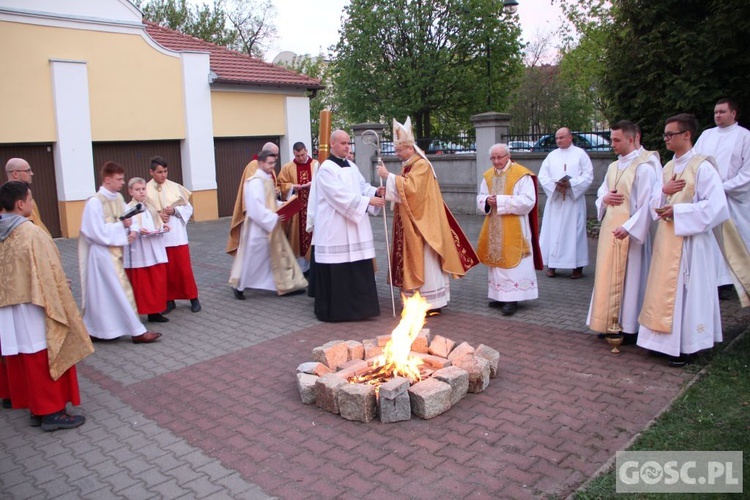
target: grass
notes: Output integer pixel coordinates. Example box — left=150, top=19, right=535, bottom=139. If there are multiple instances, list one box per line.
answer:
left=574, top=327, right=750, bottom=499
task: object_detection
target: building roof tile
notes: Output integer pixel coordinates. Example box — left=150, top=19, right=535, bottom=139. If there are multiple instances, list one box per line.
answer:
left=143, top=21, right=322, bottom=90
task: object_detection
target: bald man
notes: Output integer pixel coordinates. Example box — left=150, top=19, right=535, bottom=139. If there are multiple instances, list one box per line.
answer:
left=227, top=142, right=279, bottom=255
left=5, top=158, right=50, bottom=237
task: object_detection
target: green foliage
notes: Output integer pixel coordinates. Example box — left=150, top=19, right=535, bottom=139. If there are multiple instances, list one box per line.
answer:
left=560, top=0, right=750, bottom=153
left=575, top=328, right=750, bottom=499
left=332, top=0, right=523, bottom=141
left=277, top=55, right=343, bottom=148
left=138, top=0, right=237, bottom=47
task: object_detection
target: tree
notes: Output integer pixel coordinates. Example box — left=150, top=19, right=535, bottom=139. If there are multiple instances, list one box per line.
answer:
left=225, top=0, right=278, bottom=58
left=508, top=30, right=596, bottom=135
left=137, top=0, right=236, bottom=47
left=600, top=0, right=750, bottom=150
left=332, top=0, right=523, bottom=142
left=138, top=0, right=279, bottom=59
left=276, top=54, right=342, bottom=149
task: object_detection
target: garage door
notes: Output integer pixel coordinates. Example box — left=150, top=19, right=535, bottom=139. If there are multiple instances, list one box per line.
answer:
left=92, top=140, right=183, bottom=197
left=214, top=136, right=278, bottom=217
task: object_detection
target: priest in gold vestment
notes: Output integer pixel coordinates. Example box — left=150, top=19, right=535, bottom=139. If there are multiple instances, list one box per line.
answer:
left=376, top=117, right=479, bottom=314
left=476, top=144, right=542, bottom=316
left=637, top=114, right=729, bottom=366
left=586, top=121, right=658, bottom=344
left=0, top=181, right=92, bottom=430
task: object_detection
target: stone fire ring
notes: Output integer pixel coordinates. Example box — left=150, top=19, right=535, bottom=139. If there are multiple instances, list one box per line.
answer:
left=296, top=328, right=500, bottom=423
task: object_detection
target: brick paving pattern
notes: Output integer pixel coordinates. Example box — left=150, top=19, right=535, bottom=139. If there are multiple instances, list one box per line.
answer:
left=1, top=213, right=747, bottom=499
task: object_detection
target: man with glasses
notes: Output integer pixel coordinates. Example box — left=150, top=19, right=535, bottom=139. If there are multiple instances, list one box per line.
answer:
left=4, top=158, right=50, bottom=237
left=476, top=144, right=542, bottom=316
left=637, top=113, right=729, bottom=366
left=538, top=127, right=594, bottom=279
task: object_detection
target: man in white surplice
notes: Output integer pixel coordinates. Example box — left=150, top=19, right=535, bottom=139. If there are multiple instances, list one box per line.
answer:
left=694, top=98, right=750, bottom=299
left=538, top=127, right=594, bottom=279
left=79, top=162, right=162, bottom=344
left=637, top=114, right=729, bottom=366
left=586, top=121, right=657, bottom=345
left=228, top=150, right=307, bottom=298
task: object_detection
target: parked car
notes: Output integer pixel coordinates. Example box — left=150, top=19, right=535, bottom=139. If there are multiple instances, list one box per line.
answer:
left=508, top=140, right=534, bottom=152
left=531, top=132, right=611, bottom=152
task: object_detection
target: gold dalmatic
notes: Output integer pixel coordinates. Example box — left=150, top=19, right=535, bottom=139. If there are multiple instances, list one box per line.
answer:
left=638, top=155, right=702, bottom=333
left=589, top=158, right=642, bottom=333
left=96, top=192, right=138, bottom=313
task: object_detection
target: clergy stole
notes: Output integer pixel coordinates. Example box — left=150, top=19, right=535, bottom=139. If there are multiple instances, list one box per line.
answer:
left=589, top=158, right=640, bottom=333
left=477, top=164, right=533, bottom=269
left=280, top=160, right=314, bottom=260
left=638, top=155, right=701, bottom=333
left=96, top=193, right=138, bottom=313
left=262, top=176, right=308, bottom=294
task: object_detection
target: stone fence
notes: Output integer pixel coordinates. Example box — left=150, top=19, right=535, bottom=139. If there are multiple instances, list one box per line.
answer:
left=352, top=116, right=616, bottom=218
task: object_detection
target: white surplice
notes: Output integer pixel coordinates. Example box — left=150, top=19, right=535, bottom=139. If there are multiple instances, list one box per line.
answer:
left=637, top=150, right=730, bottom=356
left=312, top=159, right=379, bottom=264
left=695, top=123, right=750, bottom=247
left=79, top=188, right=147, bottom=339
left=538, top=145, right=594, bottom=268
left=476, top=167, right=538, bottom=302
left=235, top=170, right=279, bottom=292
left=124, top=207, right=167, bottom=269
left=586, top=150, right=657, bottom=333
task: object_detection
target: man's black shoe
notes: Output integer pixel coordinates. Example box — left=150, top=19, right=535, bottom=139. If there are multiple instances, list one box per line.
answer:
left=597, top=333, right=606, bottom=340
left=668, top=355, right=688, bottom=367
left=2, top=399, right=11, bottom=409
left=147, top=313, right=170, bottom=323
left=162, top=300, right=176, bottom=314
left=29, top=413, right=42, bottom=427
left=622, top=333, right=638, bottom=345
left=190, top=298, right=202, bottom=313
left=718, top=284, right=734, bottom=301
left=41, top=410, right=85, bottom=431
left=233, top=288, right=246, bottom=300
left=426, top=308, right=442, bottom=317
left=500, top=302, right=518, bottom=316
left=489, top=300, right=505, bottom=309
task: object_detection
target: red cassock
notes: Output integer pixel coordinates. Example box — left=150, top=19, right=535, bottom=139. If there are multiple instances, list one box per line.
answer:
left=165, top=245, right=198, bottom=300
left=0, top=350, right=80, bottom=415
left=126, top=263, right=168, bottom=314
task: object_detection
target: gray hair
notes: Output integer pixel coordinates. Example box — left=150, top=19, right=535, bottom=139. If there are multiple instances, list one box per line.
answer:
left=489, top=143, right=509, bottom=156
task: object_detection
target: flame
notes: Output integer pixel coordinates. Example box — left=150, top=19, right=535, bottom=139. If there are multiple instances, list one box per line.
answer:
left=352, top=292, right=431, bottom=386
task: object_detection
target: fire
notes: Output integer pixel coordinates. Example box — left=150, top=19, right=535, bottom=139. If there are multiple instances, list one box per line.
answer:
left=351, top=292, right=431, bottom=386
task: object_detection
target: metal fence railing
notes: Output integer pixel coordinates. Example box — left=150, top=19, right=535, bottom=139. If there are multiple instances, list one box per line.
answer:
left=506, top=131, right=612, bottom=153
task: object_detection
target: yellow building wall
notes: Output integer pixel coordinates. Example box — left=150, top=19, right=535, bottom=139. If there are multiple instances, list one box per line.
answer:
left=191, top=190, right=218, bottom=222
left=0, top=21, right=185, bottom=144
left=211, top=92, right=286, bottom=137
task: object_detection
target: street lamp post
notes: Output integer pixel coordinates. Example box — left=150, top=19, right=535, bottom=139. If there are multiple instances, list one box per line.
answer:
left=487, top=0, right=520, bottom=108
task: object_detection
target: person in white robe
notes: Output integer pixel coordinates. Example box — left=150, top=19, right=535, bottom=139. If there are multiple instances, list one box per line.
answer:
left=538, top=127, right=594, bottom=279
left=694, top=98, right=750, bottom=299
left=476, top=144, right=542, bottom=316
left=638, top=114, right=729, bottom=366
left=586, top=121, right=657, bottom=344
left=312, top=130, right=385, bottom=322
left=146, top=156, right=200, bottom=314
left=79, top=162, right=162, bottom=344
left=229, top=151, right=307, bottom=297
left=123, top=177, right=170, bottom=323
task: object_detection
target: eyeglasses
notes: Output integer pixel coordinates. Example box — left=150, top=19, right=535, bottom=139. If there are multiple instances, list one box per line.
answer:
left=11, top=168, right=32, bottom=173
left=662, top=131, right=686, bottom=140
left=490, top=154, right=509, bottom=160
